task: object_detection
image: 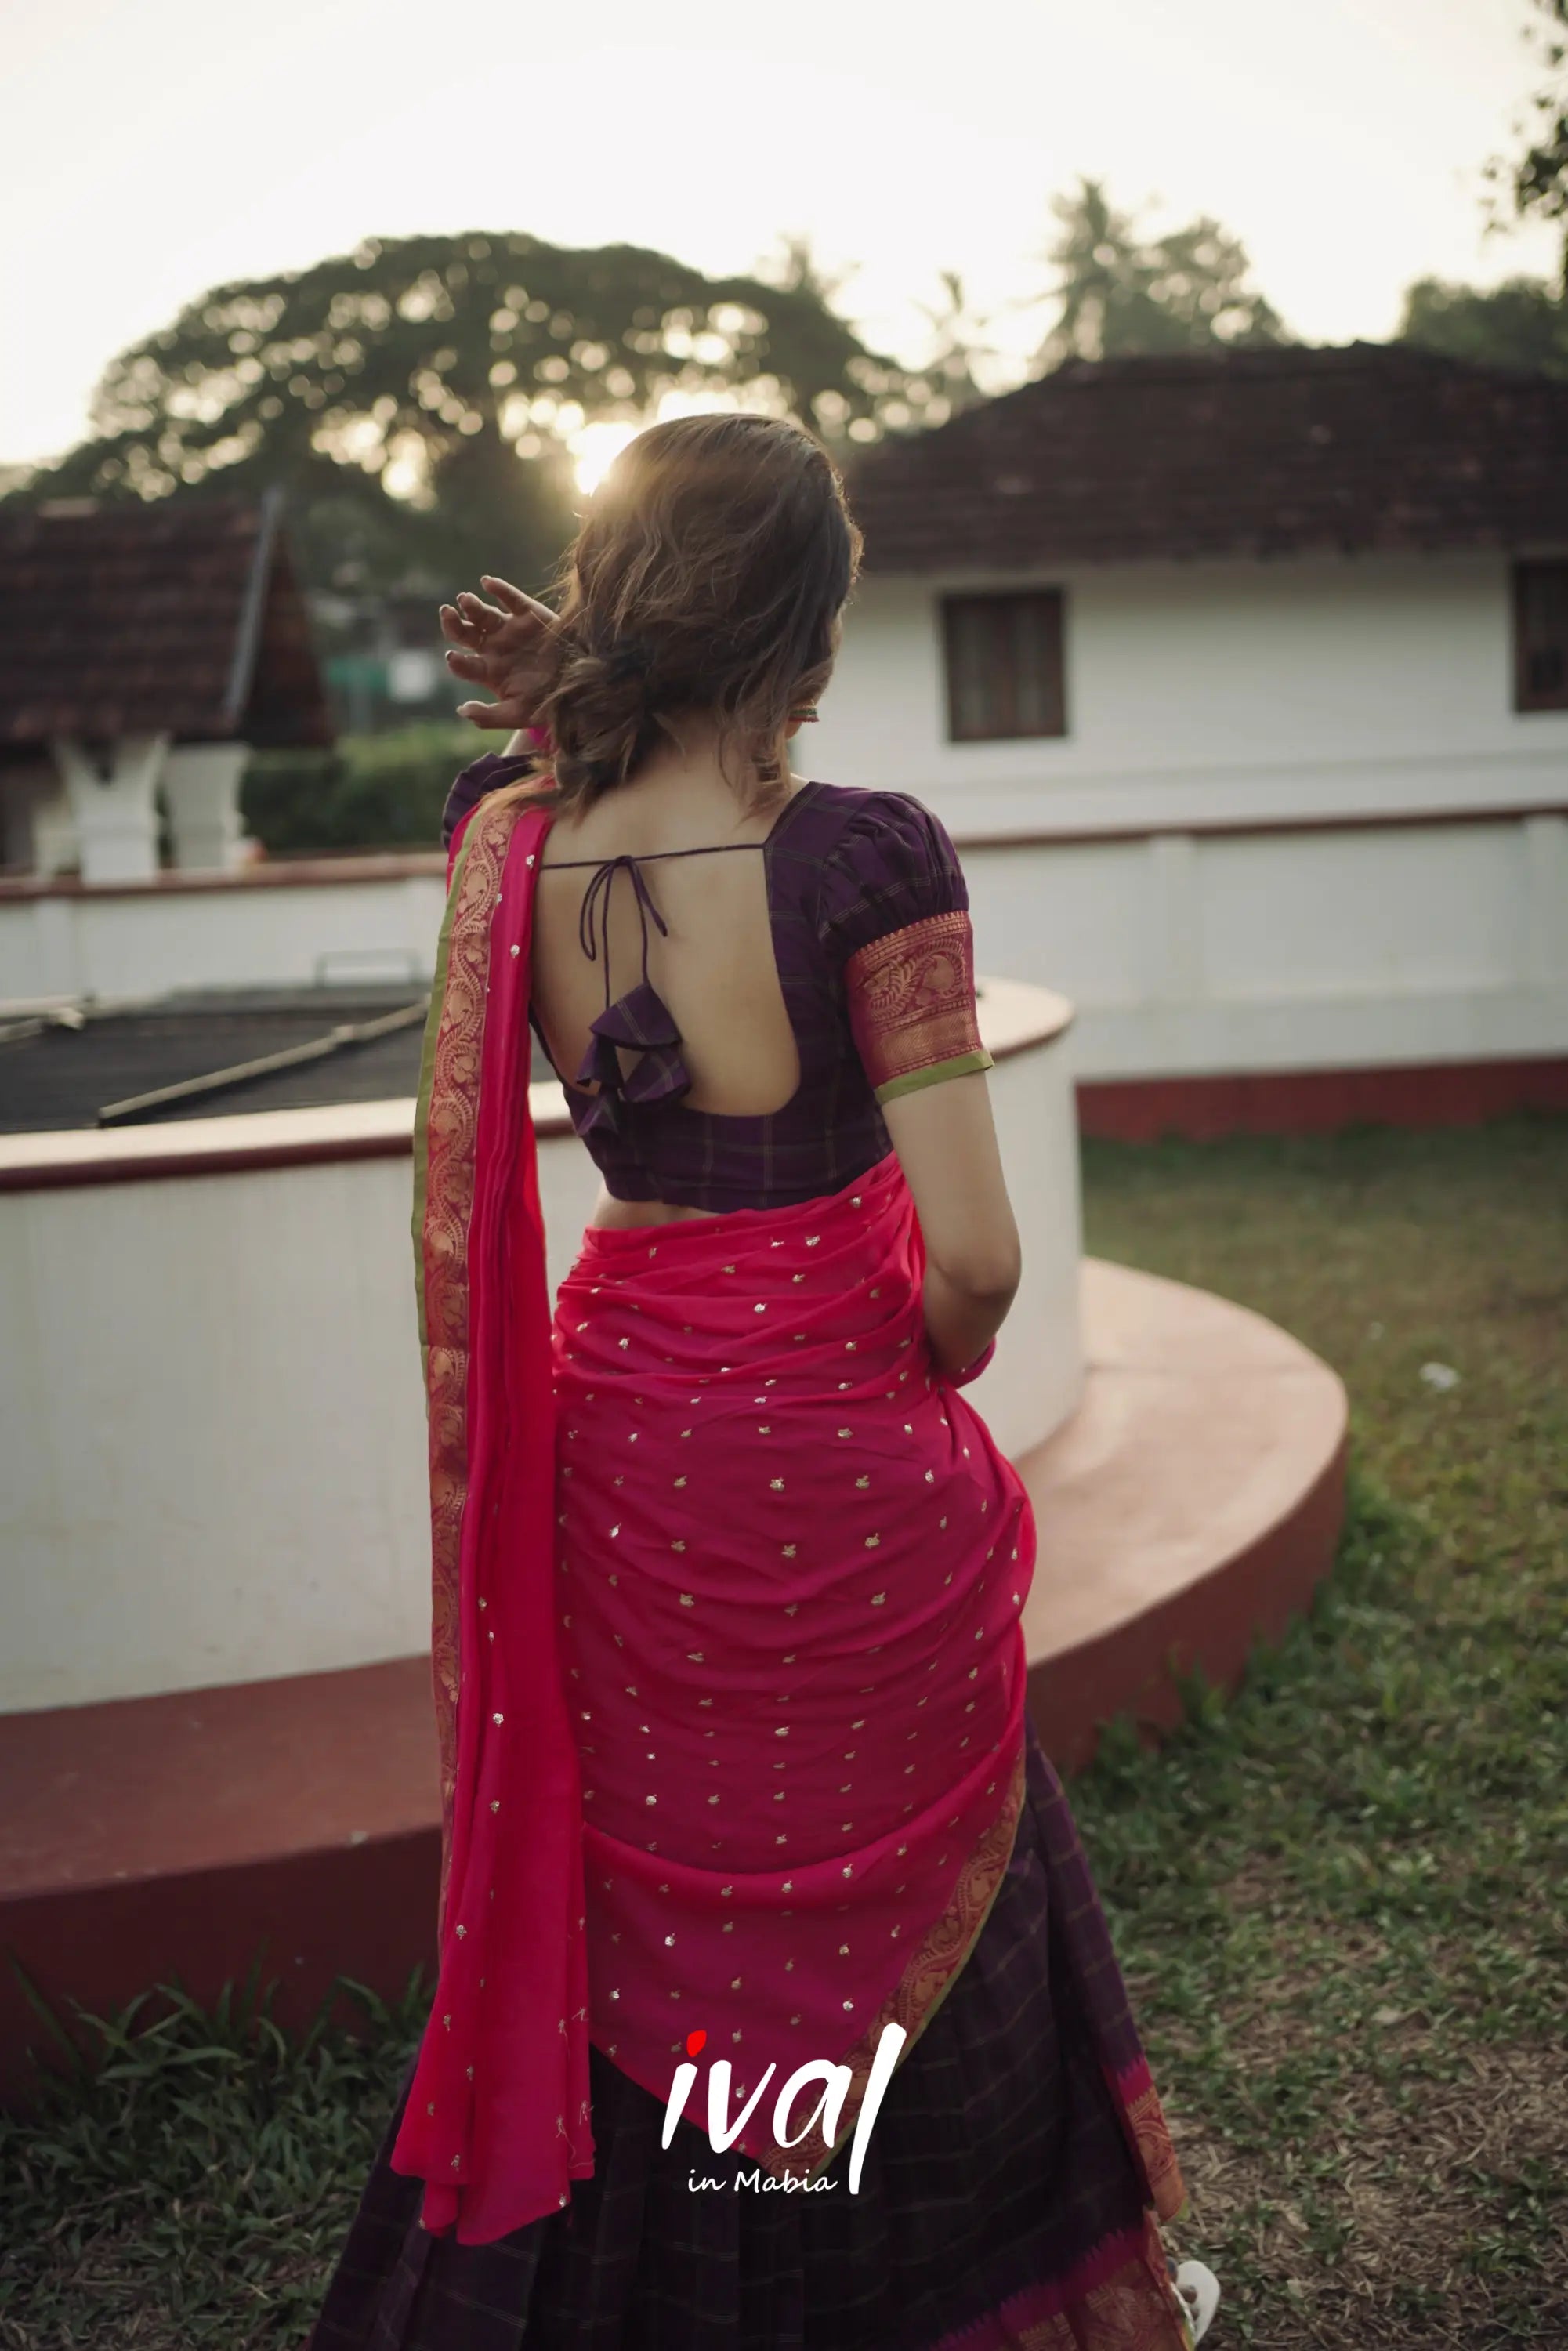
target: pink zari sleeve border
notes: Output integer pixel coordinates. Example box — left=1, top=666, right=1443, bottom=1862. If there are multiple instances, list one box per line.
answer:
left=845, top=909, right=994, bottom=1106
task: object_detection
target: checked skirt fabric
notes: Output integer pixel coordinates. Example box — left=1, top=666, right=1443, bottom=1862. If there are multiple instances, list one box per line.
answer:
left=306, top=1717, right=1181, bottom=2351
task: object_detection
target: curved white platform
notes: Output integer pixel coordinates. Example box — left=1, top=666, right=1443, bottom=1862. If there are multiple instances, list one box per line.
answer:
left=0, top=979, right=1077, bottom=1712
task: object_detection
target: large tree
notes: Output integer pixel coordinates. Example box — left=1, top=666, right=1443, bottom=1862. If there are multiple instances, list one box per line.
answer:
left=1488, top=0, right=1568, bottom=263
left=1399, top=2, right=1568, bottom=375
left=1399, top=273, right=1568, bottom=375
left=20, top=230, right=929, bottom=597
left=1033, top=178, right=1289, bottom=371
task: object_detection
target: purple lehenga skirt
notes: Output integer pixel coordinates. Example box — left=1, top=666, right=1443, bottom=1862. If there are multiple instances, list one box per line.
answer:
left=306, top=1719, right=1190, bottom=2351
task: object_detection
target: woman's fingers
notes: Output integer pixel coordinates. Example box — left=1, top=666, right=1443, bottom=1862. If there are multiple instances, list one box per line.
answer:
left=442, top=580, right=553, bottom=712
left=444, top=647, right=491, bottom=682
left=455, top=590, right=506, bottom=632
left=440, top=610, right=485, bottom=655
left=480, top=576, right=556, bottom=628
left=456, top=695, right=528, bottom=729
left=438, top=602, right=480, bottom=647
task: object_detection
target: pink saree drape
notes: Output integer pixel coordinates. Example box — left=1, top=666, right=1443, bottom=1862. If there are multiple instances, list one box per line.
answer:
left=557, top=1149, right=1032, bottom=2180
left=392, top=782, right=1036, bottom=2241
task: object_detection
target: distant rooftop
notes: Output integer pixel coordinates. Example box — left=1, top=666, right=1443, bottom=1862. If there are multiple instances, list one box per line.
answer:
left=0, top=491, right=333, bottom=750
left=846, top=342, right=1568, bottom=572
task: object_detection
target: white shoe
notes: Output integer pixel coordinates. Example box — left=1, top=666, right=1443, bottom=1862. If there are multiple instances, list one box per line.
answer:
left=1173, top=2259, right=1221, bottom=2344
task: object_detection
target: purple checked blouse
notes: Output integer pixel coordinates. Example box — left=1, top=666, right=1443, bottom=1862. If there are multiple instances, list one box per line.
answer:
left=440, top=753, right=993, bottom=1216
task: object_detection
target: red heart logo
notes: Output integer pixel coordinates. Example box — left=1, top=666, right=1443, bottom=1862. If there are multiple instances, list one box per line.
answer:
left=685, top=2030, right=707, bottom=2058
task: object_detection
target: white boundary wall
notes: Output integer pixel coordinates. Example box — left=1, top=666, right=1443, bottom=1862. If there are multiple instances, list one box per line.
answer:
left=3, top=817, right=1562, bottom=1083
left=0, top=864, right=448, bottom=1002
left=3, top=551, right=1563, bottom=1078
left=0, top=981, right=1077, bottom=1713
left=964, top=813, right=1568, bottom=1080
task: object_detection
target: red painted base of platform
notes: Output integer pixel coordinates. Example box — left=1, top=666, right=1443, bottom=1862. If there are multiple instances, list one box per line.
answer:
left=1077, top=1054, right=1568, bottom=1142
left=0, top=1658, right=441, bottom=2103
left=1019, top=1259, right=1348, bottom=1772
left=0, top=1261, right=1347, bottom=2104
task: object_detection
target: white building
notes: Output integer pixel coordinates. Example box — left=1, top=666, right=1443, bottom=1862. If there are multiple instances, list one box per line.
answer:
left=0, top=490, right=330, bottom=889
left=825, top=343, right=1568, bottom=1132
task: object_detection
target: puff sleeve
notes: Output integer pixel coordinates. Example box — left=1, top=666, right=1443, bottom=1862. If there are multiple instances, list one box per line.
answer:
left=816, top=789, right=994, bottom=1106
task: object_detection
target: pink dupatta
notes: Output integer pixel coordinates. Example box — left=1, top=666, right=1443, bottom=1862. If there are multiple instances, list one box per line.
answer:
left=390, top=783, right=592, bottom=2241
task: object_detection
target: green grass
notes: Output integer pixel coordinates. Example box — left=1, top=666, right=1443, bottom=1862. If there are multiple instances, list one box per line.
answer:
left=1075, top=1117, right=1568, bottom=2347
left=1, top=1118, right=1563, bottom=2346
left=0, top=1968, right=426, bottom=2349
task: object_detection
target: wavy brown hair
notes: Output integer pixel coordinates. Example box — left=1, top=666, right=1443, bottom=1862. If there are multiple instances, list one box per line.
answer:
left=520, top=411, right=862, bottom=819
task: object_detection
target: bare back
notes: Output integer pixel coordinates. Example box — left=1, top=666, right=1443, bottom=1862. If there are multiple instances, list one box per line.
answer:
left=531, top=768, right=813, bottom=1219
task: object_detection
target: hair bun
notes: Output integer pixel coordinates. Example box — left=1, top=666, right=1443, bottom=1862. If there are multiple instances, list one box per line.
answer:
left=604, top=638, right=653, bottom=685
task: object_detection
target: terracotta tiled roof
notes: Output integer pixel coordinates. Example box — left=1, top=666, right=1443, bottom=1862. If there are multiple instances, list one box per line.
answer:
left=844, top=342, right=1568, bottom=571
left=0, top=492, right=333, bottom=747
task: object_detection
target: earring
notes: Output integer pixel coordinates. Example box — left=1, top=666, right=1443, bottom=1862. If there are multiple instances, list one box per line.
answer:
left=788, top=705, right=819, bottom=722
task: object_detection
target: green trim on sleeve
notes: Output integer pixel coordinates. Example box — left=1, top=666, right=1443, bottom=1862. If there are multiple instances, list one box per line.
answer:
left=873, top=1048, right=994, bottom=1107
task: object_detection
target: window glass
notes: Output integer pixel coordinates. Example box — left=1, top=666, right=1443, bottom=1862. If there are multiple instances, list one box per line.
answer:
left=1514, top=562, right=1568, bottom=711
left=941, top=592, right=1065, bottom=741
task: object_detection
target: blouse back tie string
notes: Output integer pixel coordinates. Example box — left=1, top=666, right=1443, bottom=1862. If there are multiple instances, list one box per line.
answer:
left=574, top=853, right=671, bottom=1009
left=545, top=845, right=765, bottom=1131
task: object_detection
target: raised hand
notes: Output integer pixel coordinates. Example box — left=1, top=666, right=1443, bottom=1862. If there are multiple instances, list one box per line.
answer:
left=439, top=576, right=559, bottom=730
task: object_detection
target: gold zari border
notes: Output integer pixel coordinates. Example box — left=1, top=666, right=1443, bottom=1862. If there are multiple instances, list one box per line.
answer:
left=752, top=1737, right=1027, bottom=2182
left=415, top=783, right=537, bottom=1928
left=846, top=909, right=991, bottom=1102
left=1125, top=2075, right=1189, bottom=2226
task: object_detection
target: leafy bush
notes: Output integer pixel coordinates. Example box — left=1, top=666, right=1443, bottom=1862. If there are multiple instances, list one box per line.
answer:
left=241, top=723, right=481, bottom=855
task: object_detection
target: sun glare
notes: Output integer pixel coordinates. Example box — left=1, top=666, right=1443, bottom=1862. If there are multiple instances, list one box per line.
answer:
left=568, top=388, right=791, bottom=495
left=570, top=420, right=643, bottom=496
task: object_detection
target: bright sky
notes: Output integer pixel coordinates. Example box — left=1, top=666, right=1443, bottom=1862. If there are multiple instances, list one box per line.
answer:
left=2, top=0, right=1560, bottom=469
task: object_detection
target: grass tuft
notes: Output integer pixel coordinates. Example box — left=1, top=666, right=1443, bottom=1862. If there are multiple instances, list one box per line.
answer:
left=0, top=1970, right=425, bottom=2349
